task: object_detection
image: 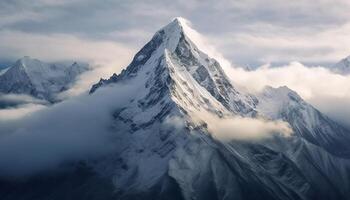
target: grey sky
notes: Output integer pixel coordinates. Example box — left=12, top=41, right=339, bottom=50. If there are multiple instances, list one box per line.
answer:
left=1, top=0, right=350, bottom=69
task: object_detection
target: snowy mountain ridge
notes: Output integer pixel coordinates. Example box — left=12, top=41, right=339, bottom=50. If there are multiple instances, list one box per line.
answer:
left=257, top=85, right=350, bottom=157
left=91, top=17, right=257, bottom=116
left=0, top=56, right=89, bottom=102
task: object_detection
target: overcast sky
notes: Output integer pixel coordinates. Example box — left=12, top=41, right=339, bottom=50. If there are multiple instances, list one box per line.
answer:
left=1, top=0, right=350, bottom=69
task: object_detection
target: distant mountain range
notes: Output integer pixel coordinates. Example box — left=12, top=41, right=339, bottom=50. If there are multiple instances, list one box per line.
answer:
left=1, top=18, right=350, bottom=200
left=0, top=56, right=89, bottom=102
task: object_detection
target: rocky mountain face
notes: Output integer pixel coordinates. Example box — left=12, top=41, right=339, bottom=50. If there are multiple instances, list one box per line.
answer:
left=1, top=18, right=350, bottom=200
left=0, top=56, right=89, bottom=102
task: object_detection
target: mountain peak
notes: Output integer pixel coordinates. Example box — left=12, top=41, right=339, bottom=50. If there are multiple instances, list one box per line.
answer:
left=150, top=17, right=191, bottom=53
left=90, top=18, right=257, bottom=115
left=331, top=55, right=350, bottom=74
left=259, top=85, right=303, bottom=105
left=17, top=56, right=39, bottom=63
left=10, top=57, right=42, bottom=76
left=166, top=17, right=188, bottom=30
left=19, top=56, right=31, bottom=61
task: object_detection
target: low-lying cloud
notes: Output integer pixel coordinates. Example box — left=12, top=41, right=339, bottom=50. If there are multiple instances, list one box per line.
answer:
left=0, top=103, right=47, bottom=121
left=0, top=82, right=138, bottom=177
left=0, top=93, right=48, bottom=105
left=208, top=116, right=292, bottom=141
left=189, top=111, right=292, bottom=141
left=0, top=94, right=49, bottom=120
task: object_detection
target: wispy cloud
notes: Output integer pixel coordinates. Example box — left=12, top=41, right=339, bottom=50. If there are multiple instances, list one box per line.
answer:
left=0, top=103, right=47, bottom=121
left=0, top=93, right=47, bottom=105
left=189, top=110, right=292, bottom=141
left=0, top=94, right=48, bottom=120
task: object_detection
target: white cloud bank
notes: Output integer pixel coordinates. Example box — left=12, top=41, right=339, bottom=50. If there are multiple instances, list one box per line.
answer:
left=0, top=82, right=138, bottom=177
left=189, top=110, right=292, bottom=141
left=208, top=116, right=292, bottom=141
left=0, top=94, right=49, bottom=121
left=0, top=103, right=47, bottom=121
left=0, top=93, right=48, bottom=105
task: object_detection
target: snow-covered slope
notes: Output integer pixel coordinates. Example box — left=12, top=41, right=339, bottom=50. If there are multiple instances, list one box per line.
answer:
left=2, top=18, right=350, bottom=200
left=257, top=86, right=350, bottom=157
left=331, top=55, right=350, bottom=74
left=0, top=56, right=89, bottom=101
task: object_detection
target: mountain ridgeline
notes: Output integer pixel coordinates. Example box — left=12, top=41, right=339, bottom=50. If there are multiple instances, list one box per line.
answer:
left=0, top=56, right=89, bottom=102
left=2, top=18, right=350, bottom=200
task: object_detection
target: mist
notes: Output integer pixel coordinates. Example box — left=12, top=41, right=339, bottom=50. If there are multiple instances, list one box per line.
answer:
left=0, top=93, right=49, bottom=120
left=0, top=82, right=138, bottom=177
left=189, top=110, right=292, bottom=141
left=208, top=116, right=292, bottom=141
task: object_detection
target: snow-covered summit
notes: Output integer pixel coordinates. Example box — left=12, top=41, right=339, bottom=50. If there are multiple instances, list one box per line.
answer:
left=0, top=56, right=89, bottom=101
left=156, top=17, right=188, bottom=51
left=90, top=17, right=257, bottom=115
